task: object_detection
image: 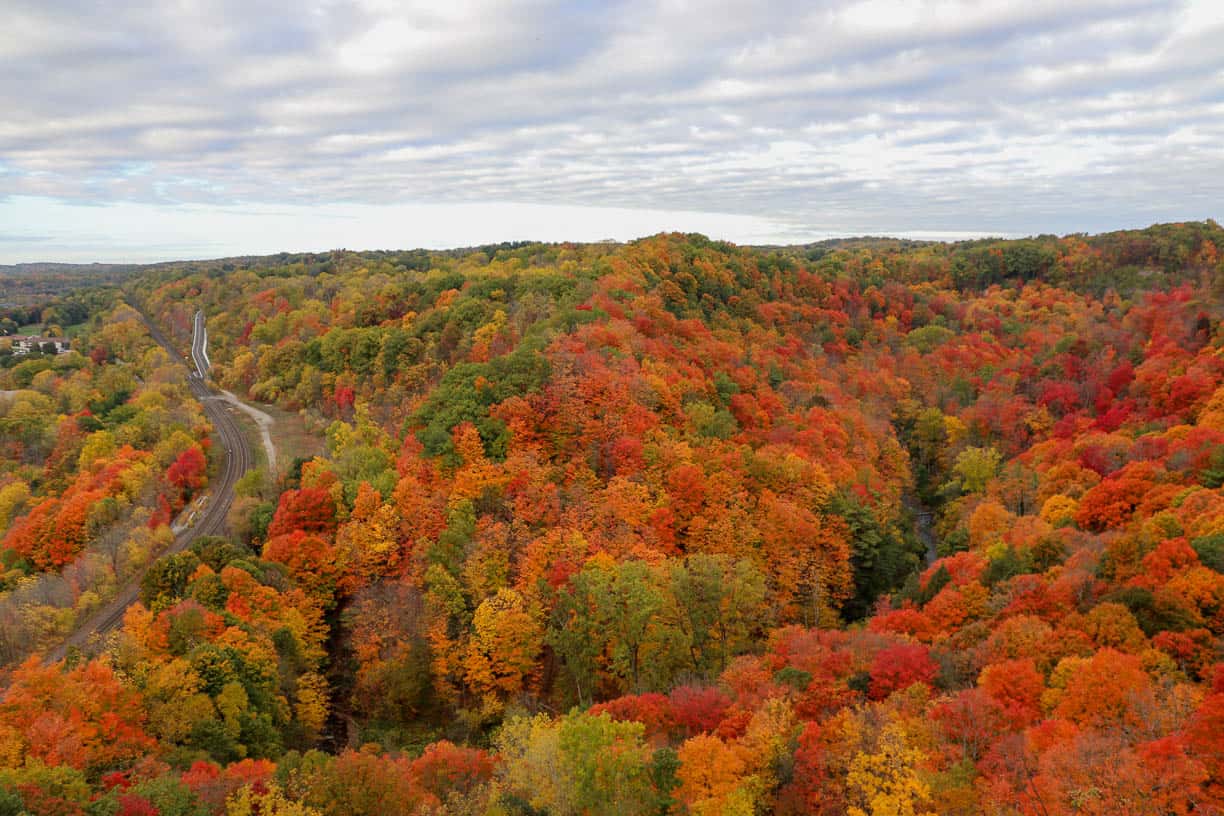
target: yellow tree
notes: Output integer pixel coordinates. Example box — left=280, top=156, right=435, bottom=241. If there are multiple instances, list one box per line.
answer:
left=294, top=672, right=330, bottom=742
left=334, top=481, right=402, bottom=593
left=739, top=698, right=800, bottom=803
left=139, top=657, right=217, bottom=744
left=494, top=714, right=572, bottom=815
left=227, top=783, right=322, bottom=816
left=463, top=588, right=542, bottom=712
left=846, top=721, right=935, bottom=816
left=0, top=480, right=29, bottom=529
left=675, top=733, right=758, bottom=816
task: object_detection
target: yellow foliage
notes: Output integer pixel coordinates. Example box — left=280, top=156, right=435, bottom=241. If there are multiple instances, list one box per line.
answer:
left=1040, top=494, right=1079, bottom=526
left=464, top=589, right=542, bottom=706
left=216, top=681, right=249, bottom=741
left=151, top=428, right=198, bottom=469
left=968, top=500, right=1013, bottom=549
left=121, top=602, right=156, bottom=652
left=294, top=672, right=330, bottom=740
left=0, top=723, right=24, bottom=767
left=740, top=698, right=799, bottom=788
left=77, top=431, right=117, bottom=471
left=943, top=414, right=968, bottom=450
left=0, top=480, right=29, bottom=529
left=1024, top=405, right=1054, bottom=437
left=1196, top=384, right=1224, bottom=431
left=1041, top=655, right=1087, bottom=713
left=845, top=722, right=935, bottom=816
left=450, top=429, right=510, bottom=506
left=675, top=733, right=758, bottom=815
left=227, top=783, right=322, bottom=816
left=493, top=714, right=570, bottom=815
left=142, top=658, right=217, bottom=743
left=334, top=484, right=402, bottom=588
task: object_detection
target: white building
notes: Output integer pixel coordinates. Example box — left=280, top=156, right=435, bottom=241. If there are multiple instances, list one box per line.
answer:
left=10, top=336, right=70, bottom=356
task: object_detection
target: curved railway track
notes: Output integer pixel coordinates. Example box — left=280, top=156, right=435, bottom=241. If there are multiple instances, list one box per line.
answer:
left=44, top=309, right=252, bottom=663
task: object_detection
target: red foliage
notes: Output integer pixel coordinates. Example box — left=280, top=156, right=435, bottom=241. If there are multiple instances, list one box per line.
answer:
left=166, top=445, right=207, bottom=498
left=1056, top=648, right=1153, bottom=728
left=775, top=722, right=825, bottom=815
left=0, top=658, right=155, bottom=772
left=15, top=787, right=87, bottom=816
left=1153, top=630, right=1216, bottom=680
left=978, top=658, right=1044, bottom=729
left=149, top=493, right=174, bottom=529
left=932, top=688, right=1007, bottom=761
left=669, top=685, right=733, bottom=737
left=868, top=642, right=939, bottom=700
left=409, top=740, right=497, bottom=801
left=334, top=385, right=356, bottom=411
left=266, top=486, right=338, bottom=539
left=116, top=795, right=159, bottom=816
left=868, top=606, right=934, bottom=641
left=101, top=772, right=131, bottom=792
left=180, top=760, right=274, bottom=811
left=262, top=530, right=340, bottom=593
left=1075, top=464, right=1160, bottom=531
left=590, top=692, right=673, bottom=738
left=1187, top=690, right=1224, bottom=807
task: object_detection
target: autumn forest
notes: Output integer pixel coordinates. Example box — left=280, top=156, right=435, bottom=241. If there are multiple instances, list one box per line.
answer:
left=1, top=221, right=1224, bottom=815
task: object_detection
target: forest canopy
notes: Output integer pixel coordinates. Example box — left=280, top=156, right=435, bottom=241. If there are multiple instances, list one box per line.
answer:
left=1, top=220, right=1223, bottom=815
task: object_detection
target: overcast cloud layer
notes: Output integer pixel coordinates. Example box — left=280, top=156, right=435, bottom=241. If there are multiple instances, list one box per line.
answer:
left=2, top=0, right=1222, bottom=262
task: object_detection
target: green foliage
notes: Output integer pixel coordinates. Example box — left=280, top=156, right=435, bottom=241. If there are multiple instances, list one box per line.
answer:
left=669, top=555, right=769, bottom=677
left=412, top=347, right=550, bottom=460
left=1191, top=533, right=1224, bottom=573
left=895, top=405, right=950, bottom=504
left=496, top=712, right=659, bottom=816
left=559, top=713, right=658, bottom=816
left=0, top=787, right=22, bottom=816
left=235, top=468, right=267, bottom=499
left=904, top=325, right=954, bottom=354
left=0, top=761, right=91, bottom=811
left=1106, top=586, right=1200, bottom=636
left=326, top=417, right=396, bottom=504
left=141, top=551, right=202, bottom=612
left=130, top=775, right=208, bottom=816
left=1199, top=446, right=1224, bottom=489
left=919, top=564, right=951, bottom=605
left=774, top=666, right=814, bottom=691
left=982, top=546, right=1031, bottom=586
left=649, top=748, right=681, bottom=816
left=249, top=501, right=276, bottom=544
left=829, top=492, right=924, bottom=620
left=547, top=560, right=667, bottom=698
left=684, top=401, right=738, bottom=440
left=7, top=221, right=1224, bottom=816
left=191, top=536, right=253, bottom=571
left=950, top=446, right=1002, bottom=495
left=188, top=718, right=243, bottom=764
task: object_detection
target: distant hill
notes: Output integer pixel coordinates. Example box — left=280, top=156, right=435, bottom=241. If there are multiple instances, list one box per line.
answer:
left=0, top=262, right=146, bottom=303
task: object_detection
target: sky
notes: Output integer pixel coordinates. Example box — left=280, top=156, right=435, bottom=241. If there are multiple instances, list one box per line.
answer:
left=1, top=0, right=1222, bottom=263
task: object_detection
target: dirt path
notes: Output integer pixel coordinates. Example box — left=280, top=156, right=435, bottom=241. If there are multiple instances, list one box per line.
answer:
left=193, top=312, right=278, bottom=481
left=217, top=389, right=278, bottom=481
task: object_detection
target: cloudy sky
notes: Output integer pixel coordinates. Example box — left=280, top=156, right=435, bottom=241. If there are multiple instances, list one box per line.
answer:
left=2, top=0, right=1222, bottom=262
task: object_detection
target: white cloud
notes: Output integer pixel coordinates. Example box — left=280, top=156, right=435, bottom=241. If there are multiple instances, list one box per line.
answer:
left=0, top=0, right=1220, bottom=260
left=0, top=196, right=806, bottom=263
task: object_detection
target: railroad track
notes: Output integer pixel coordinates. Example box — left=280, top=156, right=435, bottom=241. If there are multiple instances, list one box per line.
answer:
left=43, top=309, right=252, bottom=663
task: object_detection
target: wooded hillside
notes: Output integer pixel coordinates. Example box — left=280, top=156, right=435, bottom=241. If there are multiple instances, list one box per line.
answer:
left=2, top=221, right=1223, bottom=815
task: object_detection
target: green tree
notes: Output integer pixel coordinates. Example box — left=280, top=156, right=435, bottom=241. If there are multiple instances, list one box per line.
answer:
left=669, top=555, right=768, bottom=676
left=949, top=446, right=1001, bottom=495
